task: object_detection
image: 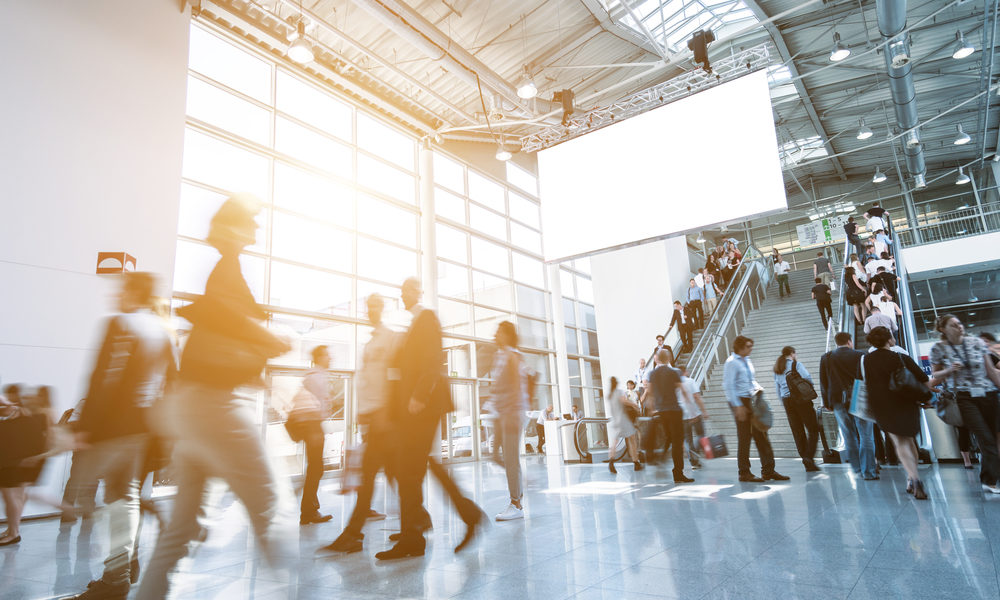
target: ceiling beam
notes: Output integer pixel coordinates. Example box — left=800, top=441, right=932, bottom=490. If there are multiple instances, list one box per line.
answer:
left=578, top=0, right=665, bottom=58
left=744, top=0, right=847, bottom=180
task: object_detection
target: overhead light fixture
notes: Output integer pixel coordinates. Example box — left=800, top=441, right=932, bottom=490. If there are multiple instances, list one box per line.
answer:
left=954, top=124, right=971, bottom=145
left=904, top=128, right=920, bottom=148
left=887, top=36, right=910, bottom=68
left=516, top=67, right=537, bottom=99
left=857, top=119, right=873, bottom=140
left=952, top=30, right=975, bottom=59
left=873, top=167, right=887, bottom=183
left=830, top=32, right=850, bottom=62
left=956, top=167, right=970, bottom=185
left=696, top=233, right=706, bottom=244
left=287, top=19, right=314, bottom=64
left=495, top=145, right=512, bottom=161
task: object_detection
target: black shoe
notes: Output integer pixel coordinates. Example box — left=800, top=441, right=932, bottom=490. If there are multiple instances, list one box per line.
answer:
left=375, top=543, right=425, bottom=560
left=455, top=508, right=485, bottom=553
left=320, top=531, right=363, bottom=554
left=906, top=479, right=914, bottom=494
left=863, top=475, right=880, bottom=480
left=129, top=557, right=140, bottom=585
left=804, top=462, right=822, bottom=472
left=674, top=474, right=695, bottom=483
left=739, top=473, right=764, bottom=482
left=367, top=509, right=387, bottom=521
left=608, top=461, right=617, bottom=474
left=300, top=513, right=333, bottom=525
left=762, top=471, right=790, bottom=481
left=633, top=461, right=644, bottom=471
left=913, top=479, right=928, bottom=500
left=67, top=579, right=129, bottom=600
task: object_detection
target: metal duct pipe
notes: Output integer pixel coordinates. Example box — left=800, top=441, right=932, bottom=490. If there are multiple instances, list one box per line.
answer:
left=876, top=0, right=926, bottom=183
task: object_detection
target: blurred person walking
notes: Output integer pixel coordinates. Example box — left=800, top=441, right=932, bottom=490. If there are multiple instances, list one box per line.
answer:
left=323, top=294, right=398, bottom=553
left=811, top=277, right=833, bottom=330
left=723, top=336, right=788, bottom=482
left=483, top=321, right=533, bottom=520
left=0, top=385, right=51, bottom=547
left=606, top=377, right=643, bottom=474
left=289, top=345, right=333, bottom=525
left=862, top=326, right=936, bottom=499
left=931, top=315, right=1000, bottom=494
left=773, top=347, right=821, bottom=472
left=137, top=195, right=292, bottom=600
left=64, top=272, right=175, bottom=599
left=679, top=366, right=708, bottom=471
left=644, top=349, right=693, bottom=483
left=376, top=278, right=483, bottom=560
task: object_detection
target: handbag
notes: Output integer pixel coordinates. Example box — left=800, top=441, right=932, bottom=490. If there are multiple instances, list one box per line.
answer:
left=751, top=390, right=773, bottom=432
left=849, top=355, right=877, bottom=422
left=934, top=389, right=963, bottom=427
left=888, top=353, right=932, bottom=404
left=816, top=407, right=841, bottom=464
left=699, top=423, right=728, bottom=459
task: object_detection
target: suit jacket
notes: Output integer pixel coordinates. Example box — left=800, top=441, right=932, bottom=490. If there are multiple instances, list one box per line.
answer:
left=669, top=309, right=689, bottom=329
left=392, top=306, right=453, bottom=421
left=819, top=346, right=863, bottom=410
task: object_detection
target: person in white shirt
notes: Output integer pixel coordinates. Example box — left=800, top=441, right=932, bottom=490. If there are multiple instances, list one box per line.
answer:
left=633, top=358, right=649, bottom=389
left=535, top=405, right=558, bottom=452
left=774, top=259, right=792, bottom=299
left=694, top=268, right=706, bottom=291
left=679, top=366, right=708, bottom=470
left=570, top=405, right=583, bottom=421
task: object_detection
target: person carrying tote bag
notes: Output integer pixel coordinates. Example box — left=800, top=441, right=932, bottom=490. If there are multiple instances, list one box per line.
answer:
left=930, top=314, right=1000, bottom=495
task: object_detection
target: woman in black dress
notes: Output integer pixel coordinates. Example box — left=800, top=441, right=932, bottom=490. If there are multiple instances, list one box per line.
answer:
left=863, top=326, right=935, bottom=499
left=844, top=266, right=867, bottom=324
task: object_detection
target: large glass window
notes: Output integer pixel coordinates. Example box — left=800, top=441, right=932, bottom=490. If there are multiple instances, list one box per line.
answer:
left=186, top=76, right=270, bottom=144
left=275, top=71, right=352, bottom=141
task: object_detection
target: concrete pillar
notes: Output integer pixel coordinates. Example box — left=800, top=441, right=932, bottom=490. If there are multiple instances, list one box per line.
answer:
left=547, top=262, right=572, bottom=414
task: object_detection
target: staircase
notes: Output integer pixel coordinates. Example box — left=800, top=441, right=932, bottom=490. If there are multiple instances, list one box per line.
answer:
left=698, top=268, right=839, bottom=458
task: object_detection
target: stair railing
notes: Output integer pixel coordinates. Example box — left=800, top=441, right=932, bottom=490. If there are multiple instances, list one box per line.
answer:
left=686, top=244, right=773, bottom=390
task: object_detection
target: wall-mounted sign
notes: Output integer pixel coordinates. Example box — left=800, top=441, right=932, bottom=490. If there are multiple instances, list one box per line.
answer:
left=96, top=252, right=136, bottom=274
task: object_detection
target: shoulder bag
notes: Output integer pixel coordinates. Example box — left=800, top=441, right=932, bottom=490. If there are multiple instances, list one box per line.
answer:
left=751, top=389, right=773, bottom=432
left=933, top=343, right=964, bottom=427
left=887, top=352, right=932, bottom=404
left=849, top=355, right=876, bottom=422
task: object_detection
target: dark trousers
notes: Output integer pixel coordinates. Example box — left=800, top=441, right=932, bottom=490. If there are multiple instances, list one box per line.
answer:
left=777, top=274, right=791, bottom=297
left=535, top=422, right=546, bottom=452
left=848, top=234, right=865, bottom=258
left=300, top=421, right=325, bottom=517
left=816, top=300, right=833, bottom=329
left=679, top=324, right=693, bottom=351
left=688, top=300, right=704, bottom=328
left=781, top=397, right=818, bottom=465
left=957, top=426, right=973, bottom=453
left=957, top=392, right=1000, bottom=485
left=732, top=399, right=775, bottom=475
left=644, top=410, right=685, bottom=476
left=396, top=414, right=477, bottom=547
left=62, top=448, right=98, bottom=514
left=343, top=423, right=392, bottom=535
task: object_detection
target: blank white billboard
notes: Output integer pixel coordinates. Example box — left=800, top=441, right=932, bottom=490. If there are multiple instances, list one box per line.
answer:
left=538, top=69, right=786, bottom=262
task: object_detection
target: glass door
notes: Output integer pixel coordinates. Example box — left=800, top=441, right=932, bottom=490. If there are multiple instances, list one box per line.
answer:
left=441, top=379, right=482, bottom=462
left=265, top=368, right=353, bottom=476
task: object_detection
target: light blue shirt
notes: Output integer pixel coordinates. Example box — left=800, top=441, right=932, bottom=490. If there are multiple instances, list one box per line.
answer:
left=687, top=286, right=704, bottom=302
left=723, top=353, right=756, bottom=407
left=876, top=232, right=893, bottom=247
left=773, top=358, right=813, bottom=400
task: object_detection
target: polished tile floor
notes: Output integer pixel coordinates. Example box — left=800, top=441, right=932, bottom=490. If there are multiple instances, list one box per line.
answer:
left=3, top=456, right=1000, bottom=599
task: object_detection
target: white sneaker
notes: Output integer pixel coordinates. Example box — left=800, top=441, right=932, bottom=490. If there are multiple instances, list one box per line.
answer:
left=983, top=484, right=1000, bottom=494
left=495, top=504, right=524, bottom=521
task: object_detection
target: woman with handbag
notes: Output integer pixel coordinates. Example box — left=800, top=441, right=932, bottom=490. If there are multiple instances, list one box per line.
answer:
left=863, top=326, right=935, bottom=499
left=605, top=377, right=643, bottom=474
left=138, top=195, right=292, bottom=600
left=930, top=315, right=1000, bottom=494
left=844, top=266, right=867, bottom=325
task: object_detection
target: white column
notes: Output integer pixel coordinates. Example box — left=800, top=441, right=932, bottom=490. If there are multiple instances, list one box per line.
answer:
left=547, top=262, right=572, bottom=414
left=418, top=144, right=438, bottom=306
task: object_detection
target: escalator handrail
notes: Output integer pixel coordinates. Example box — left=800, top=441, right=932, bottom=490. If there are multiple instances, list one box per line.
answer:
left=572, top=417, right=607, bottom=461
left=828, top=238, right=853, bottom=353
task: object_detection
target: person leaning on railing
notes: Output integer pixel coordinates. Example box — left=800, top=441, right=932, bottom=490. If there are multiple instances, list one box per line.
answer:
left=930, top=315, right=1000, bottom=495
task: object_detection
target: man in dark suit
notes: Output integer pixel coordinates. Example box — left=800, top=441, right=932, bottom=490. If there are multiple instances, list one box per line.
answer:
left=376, top=278, right=482, bottom=560
left=644, top=349, right=693, bottom=483
left=669, top=301, right=693, bottom=352
left=819, top=332, right=877, bottom=479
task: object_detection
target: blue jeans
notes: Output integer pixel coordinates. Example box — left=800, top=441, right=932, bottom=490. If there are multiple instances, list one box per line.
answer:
left=833, top=399, right=876, bottom=478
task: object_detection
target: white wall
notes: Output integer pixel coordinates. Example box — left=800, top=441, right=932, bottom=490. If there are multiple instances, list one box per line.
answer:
left=0, top=0, right=190, bottom=515
left=900, top=231, right=1000, bottom=277
left=590, top=236, right=693, bottom=390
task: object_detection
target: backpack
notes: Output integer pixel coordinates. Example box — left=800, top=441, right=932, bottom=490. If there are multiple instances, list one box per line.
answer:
left=786, top=360, right=818, bottom=402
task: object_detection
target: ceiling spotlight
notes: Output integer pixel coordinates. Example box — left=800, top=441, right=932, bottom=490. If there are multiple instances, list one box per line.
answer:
left=873, top=167, right=887, bottom=183
left=830, top=32, right=851, bottom=62
left=516, top=67, right=537, bottom=99
left=696, top=233, right=706, bottom=244
left=857, top=118, right=873, bottom=140
left=887, top=36, right=910, bottom=68
left=956, top=167, right=970, bottom=185
left=952, top=30, right=975, bottom=59
left=954, top=124, right=971, bottom=145
left=904, top=128, right=920, bottom=148
left=287, top=19, right=314, bottom=64
left=495, top=145, right=512, bottom=161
